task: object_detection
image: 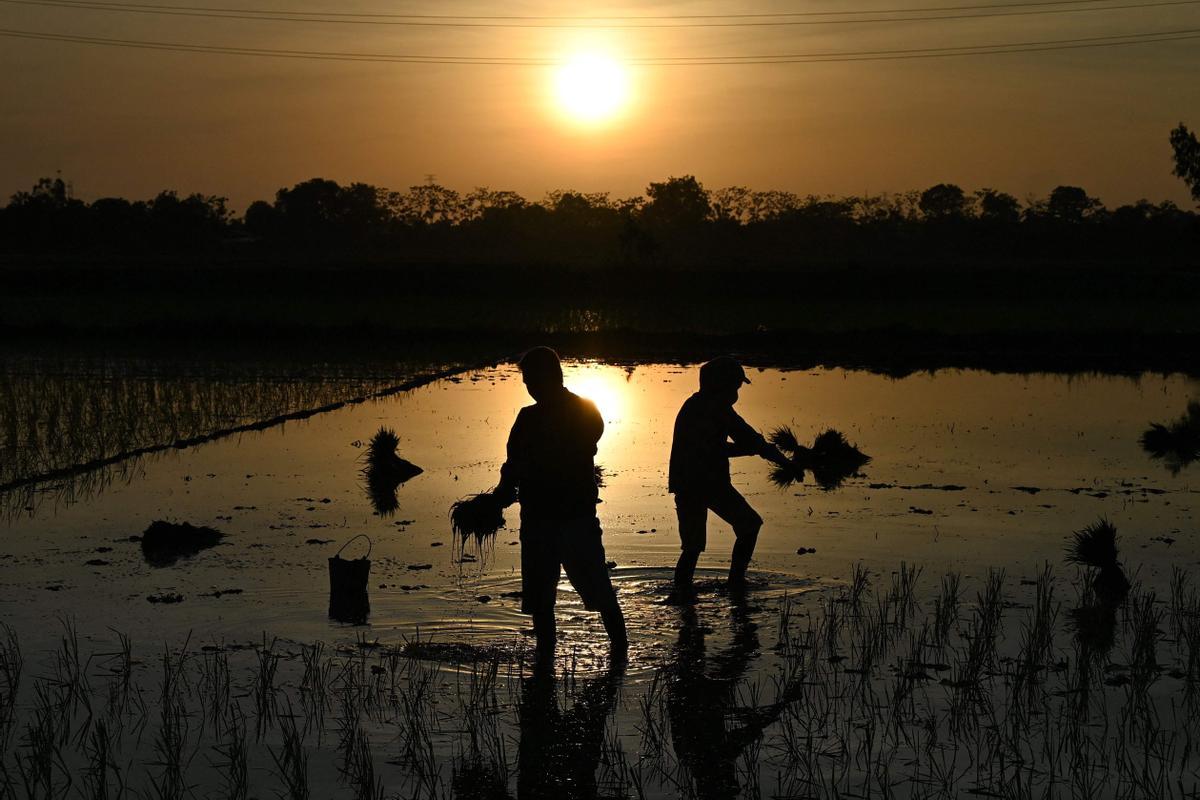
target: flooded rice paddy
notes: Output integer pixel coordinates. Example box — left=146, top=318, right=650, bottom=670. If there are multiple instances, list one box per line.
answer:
left=1, top=360, right=1198, bottom=798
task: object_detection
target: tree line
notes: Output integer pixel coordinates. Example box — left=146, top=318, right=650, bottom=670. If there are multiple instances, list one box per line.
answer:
left=3, top=124, right=1198, bottom=270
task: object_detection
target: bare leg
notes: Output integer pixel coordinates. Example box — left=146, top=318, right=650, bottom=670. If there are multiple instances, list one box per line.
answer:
left=674, top=549, right=701, bottom=590
left=599, top=599, right=628, bottom=657
left=668, top=549, right=702, bottom=604
left=728, top=520, right=762, bottom=587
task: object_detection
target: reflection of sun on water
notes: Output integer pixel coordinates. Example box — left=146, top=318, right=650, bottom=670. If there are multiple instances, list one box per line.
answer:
left=568, top=370, right=626, bottom=422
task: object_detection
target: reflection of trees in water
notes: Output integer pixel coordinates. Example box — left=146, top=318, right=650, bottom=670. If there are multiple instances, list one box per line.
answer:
left=0, top=355, right=458, bottom=519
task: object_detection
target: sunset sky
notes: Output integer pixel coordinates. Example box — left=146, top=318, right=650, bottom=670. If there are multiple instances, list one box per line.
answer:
left=2, top=0, right=1199, bottom=211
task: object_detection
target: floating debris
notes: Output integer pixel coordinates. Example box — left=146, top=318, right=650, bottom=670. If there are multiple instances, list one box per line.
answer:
left=203, top=588, right=244, bottom=599
left=147, top=593, right=184, bottom=604
left=140, top=520, right=224, bottom=567
left=769, top=427, right=871, bottom=490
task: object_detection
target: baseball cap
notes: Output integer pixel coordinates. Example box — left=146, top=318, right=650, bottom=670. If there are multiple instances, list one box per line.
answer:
left=699, top=356, right=751, bottom=389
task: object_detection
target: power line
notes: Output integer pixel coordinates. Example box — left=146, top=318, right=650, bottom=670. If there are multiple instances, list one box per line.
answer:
left=0, top=0, right=1177, bottom=20
left=2, top=25, right=1198, bottom=64
left=3, top=0, right=1200, bottom=28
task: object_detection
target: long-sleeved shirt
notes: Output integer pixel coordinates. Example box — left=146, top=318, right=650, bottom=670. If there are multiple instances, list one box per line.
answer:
left=669, top=391, right=769, bottom=494
left=497, top=387, right=603, bottom=522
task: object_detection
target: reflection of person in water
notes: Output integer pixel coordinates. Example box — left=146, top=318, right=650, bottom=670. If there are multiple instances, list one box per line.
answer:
left=494, top=346, right=628, bottom=661
left=517, top=658, right=623, bottom=799
left=667, top=601, right=787, bottom=800
left=668, top=356, right=786, bottom=602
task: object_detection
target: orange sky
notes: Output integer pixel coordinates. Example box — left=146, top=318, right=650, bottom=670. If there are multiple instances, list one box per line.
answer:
left=2, top=1, right=1199, bottom=211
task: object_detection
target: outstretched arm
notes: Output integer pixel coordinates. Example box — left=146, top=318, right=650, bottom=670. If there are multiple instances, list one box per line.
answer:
left=726, top=410, right=788, bottom=465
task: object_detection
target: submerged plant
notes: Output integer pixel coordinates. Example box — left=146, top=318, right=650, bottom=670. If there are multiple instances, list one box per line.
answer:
left=768, top=427, right=871, bottom=490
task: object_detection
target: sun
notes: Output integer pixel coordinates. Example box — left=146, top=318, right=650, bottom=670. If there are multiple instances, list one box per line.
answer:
left=553, top=54, right=630, bottom=125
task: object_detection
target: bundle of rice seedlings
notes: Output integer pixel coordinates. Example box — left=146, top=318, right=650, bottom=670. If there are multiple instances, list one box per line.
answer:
left=364, top=427, right=423, bottom=483
left=768, top=426, right=871, bottom=491
left=141, top=520, right=225, bottom=567
left=362, top=427, right=422, bottom=517
left=1066, top=518, right=1130, bottom=603
left=450, top=492, right=506, bottom=546
left=1140, top=401, right=1200, bottom=475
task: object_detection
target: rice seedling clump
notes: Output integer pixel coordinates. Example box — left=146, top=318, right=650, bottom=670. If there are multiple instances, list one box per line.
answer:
left=450, top=492, right=507, bottom=546
left=140, top=519, right=225, bottom=567
left=362, top=426, right=422, bottom=516
left=1141, top=400, right=1200, bottom=474
left=768, top=426, right=871, bottom=490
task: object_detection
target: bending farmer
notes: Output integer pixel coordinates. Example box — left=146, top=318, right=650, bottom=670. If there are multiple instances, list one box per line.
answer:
left=668, top=356, right=786, bottom=602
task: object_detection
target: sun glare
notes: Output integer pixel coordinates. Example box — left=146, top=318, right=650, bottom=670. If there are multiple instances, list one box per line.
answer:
left=553, top=54, right=630, bottom=125
left=568, top=370, right=626, bottom=422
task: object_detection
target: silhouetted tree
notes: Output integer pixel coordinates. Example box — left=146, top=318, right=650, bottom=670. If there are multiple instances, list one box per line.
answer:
left=271, top=178, right=387, bottom=249
left=1171, top=123, right=1200, bottom=205
left=919, top=183, right=969, bottom=220
left=243, top=199, right=276, bottom=239
left=389, top=183, right=464, bottom=226
left=5, top=176, right=87, bottom=249
left=2, top=171, right=1196, bottom=268
left=711, top=186, right=753, bottom=224
left=88, top=197, right=145, bottom=249
left=642, top=176, right=711, bottom=229
left=146, top=191, right=230, bottom=248
left=1043, top=185, right=1104, bottom=224
left=976, top=188, right=1021, bottom=224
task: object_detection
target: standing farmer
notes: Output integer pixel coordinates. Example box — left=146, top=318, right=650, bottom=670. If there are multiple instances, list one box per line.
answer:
left=668, top=356, right=785, bottom=602
left=495, top=347, right=628, bottom=660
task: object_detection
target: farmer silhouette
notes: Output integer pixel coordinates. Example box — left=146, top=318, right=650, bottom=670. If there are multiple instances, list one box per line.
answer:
left=668, top=356, right=785, bottom=602
left=495, top=346, right=627, bottom=661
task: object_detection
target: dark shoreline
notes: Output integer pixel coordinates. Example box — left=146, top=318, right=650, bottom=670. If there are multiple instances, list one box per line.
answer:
left=2, top=324, right=1197, bottom=378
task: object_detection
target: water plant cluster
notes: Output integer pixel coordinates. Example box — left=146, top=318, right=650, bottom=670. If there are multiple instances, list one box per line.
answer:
left=2, top=557, right=1200, bottom=798
left=0, top=356, right=465, bottom=519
